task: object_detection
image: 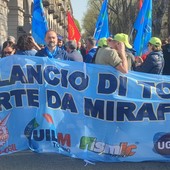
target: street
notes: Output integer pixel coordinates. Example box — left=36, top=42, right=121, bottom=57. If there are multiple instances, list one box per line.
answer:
left=0, top=150, right=170, bottom=170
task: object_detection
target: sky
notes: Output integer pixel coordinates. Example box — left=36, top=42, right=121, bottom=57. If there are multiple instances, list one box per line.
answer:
left=70, top=0, right=88, bottom=26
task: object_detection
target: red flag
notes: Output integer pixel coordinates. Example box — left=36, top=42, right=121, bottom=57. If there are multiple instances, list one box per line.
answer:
left=67, top=11, right=81, bottom=43
left=139, top=0, right=143, bottom=9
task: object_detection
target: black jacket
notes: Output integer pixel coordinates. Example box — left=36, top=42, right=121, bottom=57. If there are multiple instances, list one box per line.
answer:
left=162, top=44, right=170, bottom=75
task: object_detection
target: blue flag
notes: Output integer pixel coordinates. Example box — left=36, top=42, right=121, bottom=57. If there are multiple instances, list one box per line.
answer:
left=133, top=0, right=152, bottom=56
left=93, top=0, right=110, bottom=41
left=32, top=0, right=48, bottom=45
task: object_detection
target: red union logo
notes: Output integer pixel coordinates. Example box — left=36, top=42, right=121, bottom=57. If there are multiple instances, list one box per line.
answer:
left=68, top=24, right=75, bottom=39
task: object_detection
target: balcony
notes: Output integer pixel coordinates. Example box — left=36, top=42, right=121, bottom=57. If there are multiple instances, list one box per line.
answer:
left=57, top=17, right=62, bottom=23
left=62, top=25, right=67, bottom=29
left=59, top=21, right=64, bottom=26
left=60, top=2, right=65, bottom=11
left=48, top=5, right=55, bottom=14
left=53, top=11, right=59, bottom=19
left=57, top=0, right=62, bottom=6
left=49, top=0, right=55, bottom=5
left=42, top=0, right=50, bottom=7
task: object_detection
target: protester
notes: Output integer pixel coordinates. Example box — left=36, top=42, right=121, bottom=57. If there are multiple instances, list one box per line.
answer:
left=92, top=37, right=108, bottom=63
left=57, top=37, right=65, bottom=50
left=0, top=35, right=16, bottom=56
left=16, top=34, right=40, bottom=56
left=77, top=41, right=86, bottom=58
left=162, top=38, right=168, bottom=47
left=36, top=29, right=67, bottom=60
left=94, top=39, right=128, bottom=73
left=65, top=40, right=83, bottom=62
left=162, top=36, right=170, bottom=75
left=84, top=37, right=97, bottom=63
left=1, top=41, right=16, bottom=58
left=134, top=37, right=164, bottom=74
left=77, top=41, right=81, bottom=52
left=98, top=37, right=108, bottom=48
left=108, top=33, right=135, bottom=70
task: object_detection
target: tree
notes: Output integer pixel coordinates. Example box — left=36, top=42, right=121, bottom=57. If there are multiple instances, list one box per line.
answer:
left=82, top=0, right=102, bottom=38
left=82, top=0, right=138, bottom=37
left=82, top=0, right=169, bottom=38
left=152, top=0, right=168, bottom=36
left=108, top=0, right=137, bottom=35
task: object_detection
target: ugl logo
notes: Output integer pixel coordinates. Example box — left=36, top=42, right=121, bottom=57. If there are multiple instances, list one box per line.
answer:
left=154, top=133, right=170, bottom=155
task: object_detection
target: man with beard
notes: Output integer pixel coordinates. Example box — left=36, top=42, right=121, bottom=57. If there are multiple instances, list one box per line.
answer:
left=36, top=29, right=67, bottom=60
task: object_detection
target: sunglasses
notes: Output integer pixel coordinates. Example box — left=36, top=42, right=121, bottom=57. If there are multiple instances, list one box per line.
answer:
left=4, top=51, right=13, bottom=55
left=147, top=43, right=151, bottom=47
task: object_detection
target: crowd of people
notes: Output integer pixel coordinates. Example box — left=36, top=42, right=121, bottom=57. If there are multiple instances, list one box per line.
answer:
left=1, top=29, right=170, bottom=75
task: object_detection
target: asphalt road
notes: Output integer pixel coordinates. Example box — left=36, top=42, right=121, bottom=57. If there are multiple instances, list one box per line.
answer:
left=0, top=150, right=170, bottom=170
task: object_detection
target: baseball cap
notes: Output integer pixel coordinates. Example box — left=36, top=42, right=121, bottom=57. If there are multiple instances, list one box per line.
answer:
left=113, top=33, right=132, bottom=49
left=149, top=37, right=162, bottom=47
left=98, top=37, right=107, bottom=47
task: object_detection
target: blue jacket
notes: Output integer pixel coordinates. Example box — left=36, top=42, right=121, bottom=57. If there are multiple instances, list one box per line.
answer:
left=135, top=51, right=164, bottom=74
left=84, top=48, right=97, bottom=63
left=36, top=47, right=68, bottom=60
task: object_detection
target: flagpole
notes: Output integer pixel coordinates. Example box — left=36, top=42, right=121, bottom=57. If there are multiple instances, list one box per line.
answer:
left=129, top=27, right=134, bottom=44
left=93, top=28, right=97, bottom=38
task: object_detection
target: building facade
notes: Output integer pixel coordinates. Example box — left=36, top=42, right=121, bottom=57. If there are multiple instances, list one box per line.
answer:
left=0, top=0, right=72, bottom=46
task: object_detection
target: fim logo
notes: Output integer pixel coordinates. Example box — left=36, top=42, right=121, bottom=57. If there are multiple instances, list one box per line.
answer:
left=0, top=113, right=10, bottom=147
left=79, top=136, right=137, bottom=157
left=153, top=132, right=170, bottom=156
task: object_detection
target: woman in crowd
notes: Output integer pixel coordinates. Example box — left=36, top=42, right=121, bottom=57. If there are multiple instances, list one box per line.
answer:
left=16, top=34, right=40, bottom=56
left=1, top=41, right=16, bottom=58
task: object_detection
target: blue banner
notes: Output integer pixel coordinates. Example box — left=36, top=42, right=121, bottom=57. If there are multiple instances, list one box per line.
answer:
left=93, top=0, right=110, bottom=42
left=0, top=55, right=170, bottom=162
left=133, top=0, right=152, bottom=56
left=32, top=0, right=48, bottom=45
